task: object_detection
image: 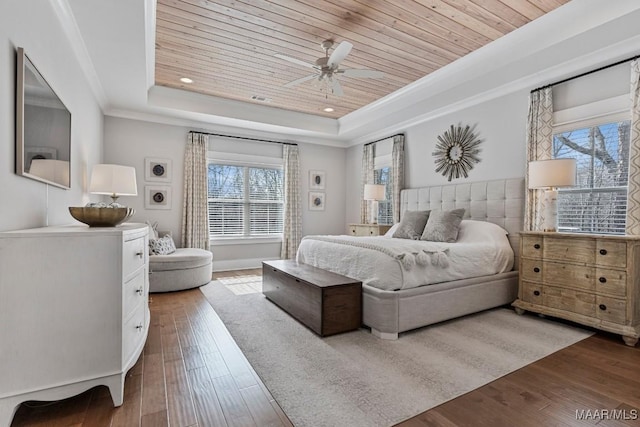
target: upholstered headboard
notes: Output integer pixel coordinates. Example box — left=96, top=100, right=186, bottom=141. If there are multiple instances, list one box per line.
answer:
left=400, top=178, right=525, bottom=265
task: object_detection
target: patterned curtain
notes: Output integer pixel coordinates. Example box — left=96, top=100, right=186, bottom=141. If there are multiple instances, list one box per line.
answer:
left=524, top=87, right=554, bottom=231
left=391, top=135, right=405, bottom=224
left=281, top=144, right=302, bottom=259
left=626, top=60, right=640, bottom=235
left=181, top=132, right=210, bottom=250
left=360, top=143, right=375, bottom=223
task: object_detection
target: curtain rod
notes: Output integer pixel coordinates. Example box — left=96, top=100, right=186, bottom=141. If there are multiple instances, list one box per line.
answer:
left=531, top=53, right=640, bottom=93
left=189, top=130, right=298, bottom=146
left=364, top=133, right=405, bottom=146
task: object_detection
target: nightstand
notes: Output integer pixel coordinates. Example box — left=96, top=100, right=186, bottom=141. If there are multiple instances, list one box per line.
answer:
left=513, top=231, right=640, bottom=347
left=348, top=223, right=392, bottom=236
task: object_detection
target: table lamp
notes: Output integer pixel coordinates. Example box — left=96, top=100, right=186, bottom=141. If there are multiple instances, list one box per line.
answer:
left=89, top=164, right=138, bottom=204
left=364, top=184, right=386, bottom=224
left=528, top=158, right=576, bottom=232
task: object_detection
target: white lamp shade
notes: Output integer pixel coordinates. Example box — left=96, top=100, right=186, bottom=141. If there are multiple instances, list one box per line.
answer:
left=364, top=184, right=386, bottom=201
left=29, top=159, right=70, bottom=187
left=528, top=159, right=577, bottom=189
left=89, top=164, right=138, bottom=196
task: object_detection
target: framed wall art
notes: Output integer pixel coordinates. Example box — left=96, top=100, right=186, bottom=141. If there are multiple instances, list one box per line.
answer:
left=145, top=185, right=172, bottom=210
left=309, top=170, right=326, bottom=190
left=145, top=157, right=172, bottom=182
left=309, top=191, right=325, bottom=211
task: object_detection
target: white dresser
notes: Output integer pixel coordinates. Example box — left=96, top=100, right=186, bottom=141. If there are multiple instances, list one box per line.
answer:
left=0, top=223, right=150, bottom=426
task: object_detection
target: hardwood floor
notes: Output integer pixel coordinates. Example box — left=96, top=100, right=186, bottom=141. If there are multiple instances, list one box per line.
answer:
left=12, top=269, right=640, bottom=427
left=12, top=268, right=290, bottom=427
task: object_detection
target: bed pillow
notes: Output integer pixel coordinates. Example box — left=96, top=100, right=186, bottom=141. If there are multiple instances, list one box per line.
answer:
left=149, top=234, right=176, bottom=255
left=392, top=210, right=430, bottom=240
left=383, top=223, right=400, bottom=237
left=456, top=220, right=509, bottom=243
left=421, top=208, right=465, bottom=242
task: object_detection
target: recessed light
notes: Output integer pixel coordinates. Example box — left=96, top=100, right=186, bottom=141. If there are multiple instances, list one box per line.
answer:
left=180, top=77, right=193, bottom=84
left=323, top=107, right=334, bottom=112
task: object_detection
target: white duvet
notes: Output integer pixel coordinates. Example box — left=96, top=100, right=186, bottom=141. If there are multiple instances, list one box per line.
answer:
left=296, top=220, right=514, bottom=291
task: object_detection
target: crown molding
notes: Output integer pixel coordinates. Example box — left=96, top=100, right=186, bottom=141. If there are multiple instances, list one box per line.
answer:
left=50, top=0, right=107, bottom=109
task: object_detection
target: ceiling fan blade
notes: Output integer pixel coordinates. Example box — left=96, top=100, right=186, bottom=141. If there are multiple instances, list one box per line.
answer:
left=274, top=53, right=316, bottom=69
left=328, top=41, right=353, bottom=68
left=284, top=74, right=318, bottom=88
left=331, top=78, right=344, bottom=97
left=339, top=69, right=385, bottom=78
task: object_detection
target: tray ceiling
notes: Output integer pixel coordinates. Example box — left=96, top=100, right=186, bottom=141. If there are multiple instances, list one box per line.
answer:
left=155, top=0, right=570, bottom=119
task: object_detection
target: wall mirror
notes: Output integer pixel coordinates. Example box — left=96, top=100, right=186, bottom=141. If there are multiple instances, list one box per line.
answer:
left=16, top=47, right=71, bottom=189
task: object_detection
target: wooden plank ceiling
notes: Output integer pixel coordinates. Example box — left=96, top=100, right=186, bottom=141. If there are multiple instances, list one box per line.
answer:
left=155, top=0, right=570, bottom=119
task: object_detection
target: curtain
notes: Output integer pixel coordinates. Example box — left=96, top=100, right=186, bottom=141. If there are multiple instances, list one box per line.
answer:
left=181, top=132, right=210, bottom=250
left=360, top=143, right=375, bottom=223
left=281, top=144, right=302, bottom=259
left=524, top=87, right=554, bottom=231
left=626, top=60, right=640, bottom=235
left=391, top=135, right=405, bottom=224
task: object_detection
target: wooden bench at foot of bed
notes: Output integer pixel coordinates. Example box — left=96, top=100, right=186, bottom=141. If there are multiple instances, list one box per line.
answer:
left=262, top=260, right=362, bottom=336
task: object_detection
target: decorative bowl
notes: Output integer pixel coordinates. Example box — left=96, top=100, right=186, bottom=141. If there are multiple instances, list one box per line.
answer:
left=68, top=207, right=135, bottom=227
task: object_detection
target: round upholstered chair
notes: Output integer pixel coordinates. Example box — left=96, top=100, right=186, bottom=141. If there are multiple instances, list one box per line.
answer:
left=149, top=248, right=213, bottom=293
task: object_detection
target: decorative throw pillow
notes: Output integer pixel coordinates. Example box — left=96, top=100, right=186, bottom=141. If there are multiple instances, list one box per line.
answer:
left=149, top=234, right=176, bottom=255
left=145, top=220, right=159, bottom=240
left=393, top=210, right=430, bottom=240
left=421, top=208, right=465, bottom=242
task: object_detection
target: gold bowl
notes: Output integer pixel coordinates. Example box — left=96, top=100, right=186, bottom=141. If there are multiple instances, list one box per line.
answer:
left=69, top=207, right=135, bottom=227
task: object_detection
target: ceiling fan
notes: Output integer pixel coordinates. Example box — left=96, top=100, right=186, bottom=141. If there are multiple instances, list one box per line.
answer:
left=274, top=40, right=385, bottom=96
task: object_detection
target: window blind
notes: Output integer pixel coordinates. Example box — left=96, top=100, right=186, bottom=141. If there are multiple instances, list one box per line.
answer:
left=208, top=163, right=283, bottom=237
left=374, top=167, right=393, bottom=225
left=553, top=120, right=630, bottom=234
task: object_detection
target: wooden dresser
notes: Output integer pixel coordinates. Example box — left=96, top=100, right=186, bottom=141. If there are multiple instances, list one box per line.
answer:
left=513, top=231, right=640, bottom=346
left=348, top=223, right=392, bottom=236
left=0, top=223, right=150, bottom=426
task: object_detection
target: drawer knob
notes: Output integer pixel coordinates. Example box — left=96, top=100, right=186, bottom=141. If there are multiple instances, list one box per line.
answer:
left=533, top=244, right=541, bottom=249
left=599, top=249, right=608, bottom=255
left=599, top=304, right=607, bottom=311
left=136, top=287, right=144, bottom=295
left=370, top=230, right=374, bottom=234
left=135, top=251, right=144, bottom=258
left=533, top=267, right=540, bottom=273
left=598, top=277, right=607, bottom=284
left=135, top=323, right=144, bottom=331
left=533, top=290, right=540, bottom=296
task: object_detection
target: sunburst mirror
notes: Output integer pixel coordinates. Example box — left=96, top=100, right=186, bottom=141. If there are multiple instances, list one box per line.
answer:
left=433, top=124, right=482, bottom=181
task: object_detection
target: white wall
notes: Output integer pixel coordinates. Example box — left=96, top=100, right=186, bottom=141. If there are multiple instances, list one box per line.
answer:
left=0, top=0, right=104, bottom=232
left=104, top=116, right=346, bottom=271
left=346, top=91, right=528, bottom=224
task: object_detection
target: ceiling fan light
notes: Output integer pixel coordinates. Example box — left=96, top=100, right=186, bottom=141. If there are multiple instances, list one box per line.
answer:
left=179, top=77, right=193, bottom=84
left=323, top=107, right=334, bottom=112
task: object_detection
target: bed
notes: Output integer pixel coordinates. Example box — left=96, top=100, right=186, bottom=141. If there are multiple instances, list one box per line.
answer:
left=297, top=178, right=525, bottom=339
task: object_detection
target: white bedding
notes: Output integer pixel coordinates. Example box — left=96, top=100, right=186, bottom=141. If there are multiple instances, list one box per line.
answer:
left=296, top=220, right=514, bottom=291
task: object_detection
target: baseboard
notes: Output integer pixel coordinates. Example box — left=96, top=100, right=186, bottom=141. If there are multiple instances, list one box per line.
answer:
left=212, top=257, right=279, bottom=272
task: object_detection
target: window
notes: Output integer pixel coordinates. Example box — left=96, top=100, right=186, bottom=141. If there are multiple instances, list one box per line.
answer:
left=208, top=163, right=283, bottom=238
left=374, top=166, right=393, bottom=225
left=553, top=120, right=631, bottom=234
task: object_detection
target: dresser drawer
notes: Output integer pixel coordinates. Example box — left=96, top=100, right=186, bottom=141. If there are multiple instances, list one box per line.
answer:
left=123, top=304, right=146, bottom=362
left=595, top=240, right=626, bottom=268
left=544, top=286, right=595, bottom=317
left=355, top=225, right=379, bottom=236
left=521, top=236, right=543, bottom=259
left=543, top=238, right=595, bottom=264
left=596, top=296, right=627, bottom=324
left=521, top=281, right=543, bottom=304
left=543, top=261, right=595, bottom=291
left=123, top=237, right=146, bottom=279
left=520, top=258, right=543, bottom=282
left=123, top=271, right=146, bottom=321
left=595, top=268, right=626, bottom=297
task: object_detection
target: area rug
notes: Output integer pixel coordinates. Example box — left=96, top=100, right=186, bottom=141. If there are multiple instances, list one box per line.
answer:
left=200, top=280, right=593, bottom=427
